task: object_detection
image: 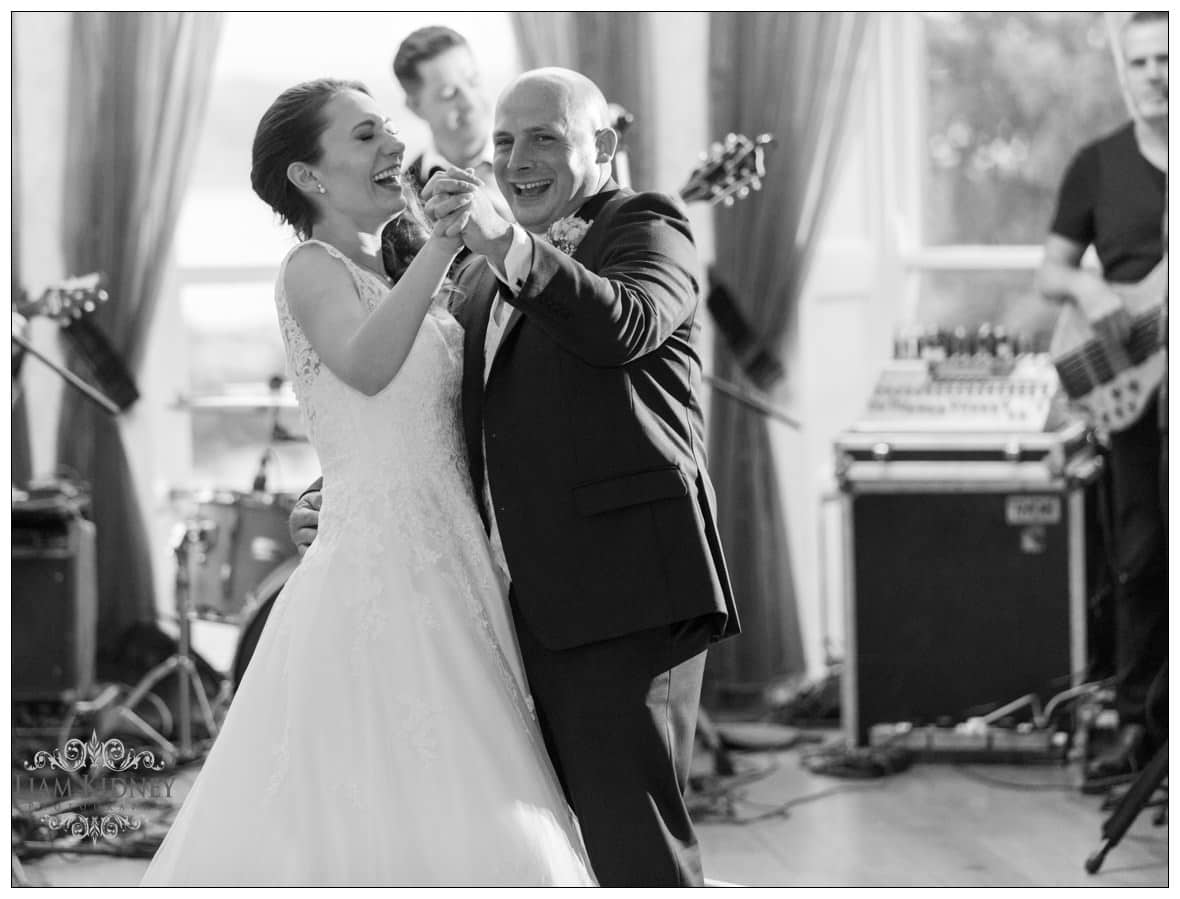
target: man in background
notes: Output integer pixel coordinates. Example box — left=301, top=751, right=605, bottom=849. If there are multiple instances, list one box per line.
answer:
left=391, top=25, right=509, bottom=217
left=381, top=26, right=511, bottom=278
left=1036, top=10, right=1167, bottom=786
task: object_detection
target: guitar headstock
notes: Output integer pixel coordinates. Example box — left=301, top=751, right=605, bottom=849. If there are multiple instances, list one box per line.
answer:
left=680, top=133, right=774, bottom=208
left=15, top=274, right=108, bottom=324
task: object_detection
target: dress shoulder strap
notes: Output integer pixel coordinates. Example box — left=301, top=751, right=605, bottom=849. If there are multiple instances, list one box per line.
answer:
left=280, top=238, right=355, bottom=273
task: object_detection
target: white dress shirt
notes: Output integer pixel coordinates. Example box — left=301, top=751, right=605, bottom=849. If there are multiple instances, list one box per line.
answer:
left=480, top=225, right=535, bottom=590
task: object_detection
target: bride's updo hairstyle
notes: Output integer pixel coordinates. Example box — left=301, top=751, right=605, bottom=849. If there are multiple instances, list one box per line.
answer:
left=251, top=78, right=370, bottom=239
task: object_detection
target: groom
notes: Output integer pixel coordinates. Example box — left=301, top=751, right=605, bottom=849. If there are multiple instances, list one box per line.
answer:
left=421, top=67, right=738, bottom=886
left=292, top=67, right=738, bottom=885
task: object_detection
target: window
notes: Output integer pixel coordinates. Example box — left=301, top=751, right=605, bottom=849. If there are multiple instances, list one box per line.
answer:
left=173, top=12, right=519, bottom=491
left=886, top=12, right=1127, bottom=350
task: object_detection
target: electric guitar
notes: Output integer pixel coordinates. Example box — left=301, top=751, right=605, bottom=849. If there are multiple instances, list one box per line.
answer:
left=15, top=273, right=140, bottom=410
left=679, top=132, right=774, bottom=208
left=1048, top=258, right=1167, bottom=433
left=16, top=273, right=107, bottom=322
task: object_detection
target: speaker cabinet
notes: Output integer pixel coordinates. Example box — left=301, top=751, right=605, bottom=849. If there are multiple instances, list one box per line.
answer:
left=12, top=512, right=97, bottom=700
left=841, top=484, right=1090, bottom=745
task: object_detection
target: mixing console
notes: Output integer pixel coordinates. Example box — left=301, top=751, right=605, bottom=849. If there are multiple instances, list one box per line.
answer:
left=855, top=354, right=1067, bottom=433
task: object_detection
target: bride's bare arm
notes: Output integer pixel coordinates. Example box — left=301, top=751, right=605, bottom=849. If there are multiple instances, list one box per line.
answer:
left=284, top=217, right=467, bottom=396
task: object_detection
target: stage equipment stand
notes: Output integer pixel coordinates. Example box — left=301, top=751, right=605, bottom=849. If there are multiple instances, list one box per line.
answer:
left=72, top=514, right=224, bottom=759
left=98, top=520, right=223, bottom=762
left=1085, top=740, right=1167, bottom=874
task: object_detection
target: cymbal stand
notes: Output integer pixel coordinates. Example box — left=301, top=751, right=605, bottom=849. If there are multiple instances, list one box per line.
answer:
left=98, top=519, right=222, bottom=762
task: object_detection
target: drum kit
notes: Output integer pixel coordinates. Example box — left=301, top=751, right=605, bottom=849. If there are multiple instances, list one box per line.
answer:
left=112, top=382, right=308, bottom=759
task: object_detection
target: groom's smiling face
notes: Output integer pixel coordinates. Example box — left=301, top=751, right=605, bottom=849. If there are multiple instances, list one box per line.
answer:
left=492, top=76, right=613, bottom=234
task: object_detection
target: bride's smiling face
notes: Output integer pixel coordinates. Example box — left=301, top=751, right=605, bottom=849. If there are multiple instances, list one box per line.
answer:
left=305, top=90, right=407, bottom=227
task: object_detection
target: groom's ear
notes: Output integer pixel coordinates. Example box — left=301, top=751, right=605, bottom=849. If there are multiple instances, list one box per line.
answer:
left=594, top=127, right=618, bottom=165
left=287, top=162, right=320, bottom=195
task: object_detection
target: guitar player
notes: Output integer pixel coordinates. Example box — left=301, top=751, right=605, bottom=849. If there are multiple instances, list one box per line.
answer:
left=1036, top=10, right=1167, bottom=787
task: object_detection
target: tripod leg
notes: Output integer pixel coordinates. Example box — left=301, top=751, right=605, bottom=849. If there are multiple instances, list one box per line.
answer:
left=107, top=705, right=176, bottom=759
left=184, top=659, right=221, bottom=737
left=121, top=656, right=183, bottom=711
left=1085, top=741, right=1168, bottom=874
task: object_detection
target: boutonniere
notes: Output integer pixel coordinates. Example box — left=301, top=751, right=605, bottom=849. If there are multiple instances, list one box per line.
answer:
left=544, top=215, right=592, bottom=256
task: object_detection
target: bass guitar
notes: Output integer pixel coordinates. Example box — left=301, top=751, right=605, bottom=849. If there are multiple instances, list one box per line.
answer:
left=1048, top=258, right=1166, bottom=433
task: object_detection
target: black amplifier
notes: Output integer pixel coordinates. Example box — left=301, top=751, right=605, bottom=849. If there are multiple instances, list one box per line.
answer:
left=833, top=418, right=1102, bottom=746
left=12, top=492, right=98, bottom=701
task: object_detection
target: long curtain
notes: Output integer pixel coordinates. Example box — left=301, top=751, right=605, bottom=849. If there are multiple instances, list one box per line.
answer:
left=12, top=69, right=33, bottom=487
left=56, top=11, right=223, bottom=656
left=511, top=12, right=656, bottom=191
left=706, top=12, right=873, bottom=697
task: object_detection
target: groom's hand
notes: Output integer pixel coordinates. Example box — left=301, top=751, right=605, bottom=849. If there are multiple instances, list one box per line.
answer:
left=423, top=167, right=513, bottom=266
left=289, top=488, right=322, bottom=555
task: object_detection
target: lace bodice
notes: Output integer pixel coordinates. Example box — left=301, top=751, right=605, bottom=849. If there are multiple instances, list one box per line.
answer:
left=274, top=240, right=469, bottom=526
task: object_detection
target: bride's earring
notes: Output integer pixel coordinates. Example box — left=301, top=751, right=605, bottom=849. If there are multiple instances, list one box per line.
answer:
left=315, top=181, right=327, bottom=195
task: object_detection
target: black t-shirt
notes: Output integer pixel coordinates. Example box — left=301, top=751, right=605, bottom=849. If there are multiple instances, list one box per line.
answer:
left=1049, top=122, right=1166, bottom=284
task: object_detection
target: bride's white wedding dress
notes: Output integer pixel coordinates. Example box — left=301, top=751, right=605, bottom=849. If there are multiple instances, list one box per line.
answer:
left=141, top=240, right=595, bottom=886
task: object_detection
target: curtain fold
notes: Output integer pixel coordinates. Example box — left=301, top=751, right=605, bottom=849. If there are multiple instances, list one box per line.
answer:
left=56, top=11, right=223, bottom=656
left=705, top=12, right=874, bottom=699
left=510, top=12, right=656, bottom=191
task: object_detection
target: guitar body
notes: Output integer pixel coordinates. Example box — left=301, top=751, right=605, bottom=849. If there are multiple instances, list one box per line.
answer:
left=1049, top=258, right=1167, bottom=433
left=62, top=316, right=140, bottom=410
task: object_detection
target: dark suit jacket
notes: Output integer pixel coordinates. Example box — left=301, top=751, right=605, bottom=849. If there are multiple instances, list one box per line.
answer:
left=453, top=183, right=739, bottom=650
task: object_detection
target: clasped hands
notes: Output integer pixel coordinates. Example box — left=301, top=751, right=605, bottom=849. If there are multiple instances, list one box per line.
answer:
left=421, top=167, right=513, bottom=259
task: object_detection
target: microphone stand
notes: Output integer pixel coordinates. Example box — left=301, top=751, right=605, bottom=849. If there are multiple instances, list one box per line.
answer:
left=251, top=375, right=287, bottom=493
left=704, top=372, right=801, bottom=431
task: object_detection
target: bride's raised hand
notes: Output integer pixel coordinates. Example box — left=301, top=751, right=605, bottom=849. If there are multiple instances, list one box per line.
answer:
left=424, top=185, right=473, bottom=220
left=421, top=167, right=479, bottom=217
left=433, top=208, right=471, bottom=247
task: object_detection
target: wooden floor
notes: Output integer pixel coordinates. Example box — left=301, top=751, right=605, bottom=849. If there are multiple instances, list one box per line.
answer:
left=691, top=742, right=1168, bottom=887
left=16, top=735, right=1167, bottom=888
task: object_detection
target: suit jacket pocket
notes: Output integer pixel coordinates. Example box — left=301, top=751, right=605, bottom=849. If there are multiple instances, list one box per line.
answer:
left=573, top=466, right=689, bottom=517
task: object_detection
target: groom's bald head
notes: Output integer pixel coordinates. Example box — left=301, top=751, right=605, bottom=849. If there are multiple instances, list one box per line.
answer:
left=502, top=67, right=613, bottom=130
left=492, top=67, right=617, bottom=233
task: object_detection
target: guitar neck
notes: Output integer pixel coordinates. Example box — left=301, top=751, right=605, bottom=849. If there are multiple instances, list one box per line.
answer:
left=1128, top=307, right=1165, bottom=360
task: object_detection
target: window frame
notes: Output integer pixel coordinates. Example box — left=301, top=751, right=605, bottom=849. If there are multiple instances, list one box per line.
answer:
left=880, top=12, right=1106, bottom=328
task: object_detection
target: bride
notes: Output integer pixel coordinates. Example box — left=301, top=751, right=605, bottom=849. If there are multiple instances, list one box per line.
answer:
left=140, top=78, right=595, bottom=886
